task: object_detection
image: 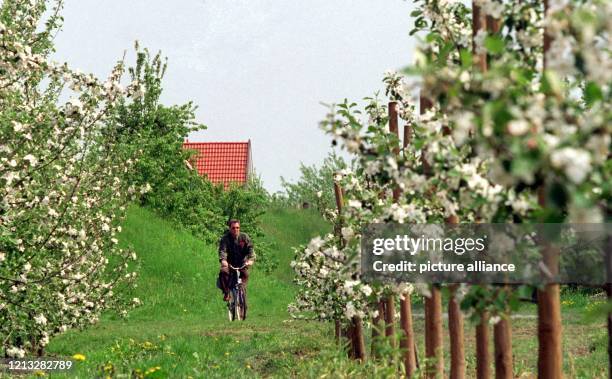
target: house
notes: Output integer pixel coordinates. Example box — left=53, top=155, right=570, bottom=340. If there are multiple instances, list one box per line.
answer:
left=182, top=140, right=253, bottom=189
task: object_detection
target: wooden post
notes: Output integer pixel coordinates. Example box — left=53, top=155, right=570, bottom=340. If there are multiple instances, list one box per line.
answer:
left=352, top=316, right=366, bottom=361
left=442, top=96, right=464, bottom=378
left=395, top=107, right=418, bottom=377
left=543, top=0, right=552, bottom=70
left=400, top=293, right=417, bottom=377
left=494, top=317, right=513, bottom=379
left=425, top=287, right=444, bottom=378
left=476, top=311, right=491, bottom=379
left=334, top=181, right=344, bottom=219
left=486, top=15, right=502, bottom=35
left=333, top=181, right=366, bottom=361
left=483, top=9, right=514, bottom=378
left=537, top=2, right=563, bottom=377
left=472, top=3, right=494, bottom=377
left=389, top=101, right=400, bottom=146
left=537, top=241, right=562, bottom=378
left=372, top=300, right=386, bottom=359
left=377, top=101, right=402, bottom=352
left=418, top=91, right=444, bottom=378
left=385, top=295, right=396, bottom=349
left=472, top=1, right=488, bottom=72
left=346, top=322, right=356, bottom=359
left=449, top=284, right=466, bottom=379
left=333, top=181, right=347, bottom=351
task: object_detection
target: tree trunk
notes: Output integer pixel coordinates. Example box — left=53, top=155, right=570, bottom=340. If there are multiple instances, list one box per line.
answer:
left=472, top=2, right=487, bottom=72
left=372, top=300, right=385, bottom=359
left=385, top=295, right=396, bottom=348
left=476, top=311, right=491, bottom=379
left=425, top=287, right=444, bottom=378
left=346, top=322, right=355, bottom=359
left=494, top=317, right=513, bottom=379
left=536, top=2, right=563, bottom=376
left=352, top=316, right=366, bottom=361
left=537, top=285, right=562, bottom=379
left=535, top=201, right=562, bottom=379
left=400, top=294, right=417, bottom=377
left=449, top=285, right=465, bottom=379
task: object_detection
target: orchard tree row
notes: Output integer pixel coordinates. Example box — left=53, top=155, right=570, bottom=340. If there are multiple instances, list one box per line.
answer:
left=289, top=0, right=610, bottom=377
left=0, top=0, right=273, bottom=358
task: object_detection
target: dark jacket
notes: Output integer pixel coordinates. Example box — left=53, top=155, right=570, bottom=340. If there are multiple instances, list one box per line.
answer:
left=218, top=231, right=255, bottom=267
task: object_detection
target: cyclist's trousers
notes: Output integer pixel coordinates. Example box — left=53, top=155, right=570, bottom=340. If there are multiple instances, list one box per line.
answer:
left=218, top=267, right=249, bottom=294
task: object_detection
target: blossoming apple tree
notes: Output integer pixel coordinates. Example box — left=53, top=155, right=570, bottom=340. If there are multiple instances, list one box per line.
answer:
left=0, top=0, right=146, bottom=357
left=290, top=0, right=610, bottom=376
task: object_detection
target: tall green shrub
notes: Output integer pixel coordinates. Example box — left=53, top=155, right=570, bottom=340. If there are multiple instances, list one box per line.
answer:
left=114, top=49, right=275, bottom=271
left=280, top=151, right=349, bottom=214
left=113, top=48, right=225, bottom=243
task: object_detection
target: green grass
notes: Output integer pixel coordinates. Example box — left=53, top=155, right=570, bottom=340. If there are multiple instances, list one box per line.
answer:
left=34, top=206, right=608, bottom=378
left=261, top=206, right=331, bottom=283
left=43, top=205, right=332, bottom=378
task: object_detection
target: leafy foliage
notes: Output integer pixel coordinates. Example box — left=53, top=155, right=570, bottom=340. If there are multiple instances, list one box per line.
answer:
left=290, top=0, right=610, bottom=333
left=113, top=49, right=276, bottom=273
left=112, top=47, right=226, bottom=244
left=0, top=0, right=141, bottom=357
left=280, top=151, right=349, bottom=215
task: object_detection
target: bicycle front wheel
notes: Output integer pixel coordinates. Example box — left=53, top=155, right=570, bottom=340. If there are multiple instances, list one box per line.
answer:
left=228, top=291, right=236, bottom=321
left=237, top=286, right=246, bottom=320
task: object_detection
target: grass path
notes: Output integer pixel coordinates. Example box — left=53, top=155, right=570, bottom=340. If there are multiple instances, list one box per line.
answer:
left=38, top=206, right=608, bottom=378
left=45, top=206, right=333, bottom=378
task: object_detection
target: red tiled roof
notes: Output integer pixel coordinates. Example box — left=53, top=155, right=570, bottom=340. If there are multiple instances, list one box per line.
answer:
left=182, top=141, right=251, bottom=188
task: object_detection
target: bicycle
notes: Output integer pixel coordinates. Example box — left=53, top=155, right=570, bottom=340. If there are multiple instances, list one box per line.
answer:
left=227, top=264, right=247, bottom=321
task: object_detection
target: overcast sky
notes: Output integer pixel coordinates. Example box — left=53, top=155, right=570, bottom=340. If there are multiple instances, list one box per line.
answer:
left=53, top=0, right=416, bottom=192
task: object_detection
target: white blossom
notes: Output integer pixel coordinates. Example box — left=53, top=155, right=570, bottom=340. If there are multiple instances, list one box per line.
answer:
left=23, top=154, right=38, bottom=166
left=6, top=346, right=26, bottom=358
left=550, top=147, right=592, bottom=184
left=34, top=314, right=47, bottom=325
left=347, top=200, right=362, bottom=209
left=507, top=120, right=530, bottom=136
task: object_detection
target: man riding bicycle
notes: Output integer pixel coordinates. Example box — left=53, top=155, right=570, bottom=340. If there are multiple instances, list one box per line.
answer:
left=218, top=219, right=255, bottom=302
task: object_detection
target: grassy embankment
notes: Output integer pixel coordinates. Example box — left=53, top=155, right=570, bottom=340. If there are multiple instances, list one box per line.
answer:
left=41, top=206, right=608, bottom=378
left=45, top=206, right=332, bottom=378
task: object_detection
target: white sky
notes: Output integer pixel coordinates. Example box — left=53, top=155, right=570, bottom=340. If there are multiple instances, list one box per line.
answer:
left=53, top=0, right=416, bottom=192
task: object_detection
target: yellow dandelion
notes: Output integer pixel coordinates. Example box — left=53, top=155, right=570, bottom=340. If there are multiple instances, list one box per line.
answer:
left=145, top=366, right=160, bottom=375
left=224, top=352, right=230, bottom=356
left=246, top=364, right=251, bottom=369
left=72, top=353, right=86, bottom=361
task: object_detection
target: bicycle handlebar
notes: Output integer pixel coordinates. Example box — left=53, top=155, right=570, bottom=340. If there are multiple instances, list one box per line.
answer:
left=229, top=264, right=247, bottom=270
